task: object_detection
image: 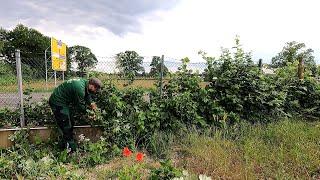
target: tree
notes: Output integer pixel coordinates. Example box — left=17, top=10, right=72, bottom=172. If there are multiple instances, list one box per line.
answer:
left=0, top=24, right=50, bottom=78
left=149, top=56, right=168, bottom=77
left=68, top=45, right=98, bottom=76
left=271, top=41, right=316, bottom=74
left=2, top=24, right=50, bottom=63
left=116, top=51, right=144, bottom=83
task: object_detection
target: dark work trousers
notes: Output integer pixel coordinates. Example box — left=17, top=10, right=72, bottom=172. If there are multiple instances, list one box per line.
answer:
left=49, top=101, right=77, bottom=151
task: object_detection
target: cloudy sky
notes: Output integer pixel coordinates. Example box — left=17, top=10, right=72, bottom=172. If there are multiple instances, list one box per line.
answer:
left=0, top=0, right=319, bottom=63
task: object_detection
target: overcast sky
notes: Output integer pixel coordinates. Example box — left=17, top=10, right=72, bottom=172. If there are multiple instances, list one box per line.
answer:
left=0, top=0, right=319, bottom=63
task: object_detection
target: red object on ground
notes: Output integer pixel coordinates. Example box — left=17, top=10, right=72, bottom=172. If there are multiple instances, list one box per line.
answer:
left=136, top=152, right=144, bottom=161
left=123, top=147, right=132, bottom=157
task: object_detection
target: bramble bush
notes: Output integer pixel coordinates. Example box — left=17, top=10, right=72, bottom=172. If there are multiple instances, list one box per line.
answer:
left=1, top=37, right=320, bottom=160
left=203, top=38, right=287, bottom=123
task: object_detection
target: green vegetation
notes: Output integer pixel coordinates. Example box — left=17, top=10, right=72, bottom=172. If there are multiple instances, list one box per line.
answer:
left=0, top=60, right=16, bottom=87
left=177, top=120, right=320, bottom=179
left=272, top=41, right=316, bottom=74
left=149, top=56, right=169, bottom=78
left=116, top=50, right=145, bottom=85
left=0, top=120, right=318, bottom=179
left=0, top=24, right=99, bottom=80
left=69, top=45, right=98, bottom=76
left=1, top=26, right=320, bottom=178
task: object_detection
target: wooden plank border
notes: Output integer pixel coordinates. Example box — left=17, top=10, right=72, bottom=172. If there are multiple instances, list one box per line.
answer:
left=0, top=125, right=103, bottom=148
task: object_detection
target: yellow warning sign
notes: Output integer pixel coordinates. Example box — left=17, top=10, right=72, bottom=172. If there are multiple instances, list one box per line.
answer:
left=51, top=37, right=67, bottom=71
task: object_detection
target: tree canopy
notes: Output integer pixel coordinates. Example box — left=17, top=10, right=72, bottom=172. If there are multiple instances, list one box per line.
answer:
left=68, top=45, right=98, bottom=75
left=272, top=41, right=316, bottom=74
left=116, top=50, right=144, bottom=83
left=149, top=56, right=168, bottom=77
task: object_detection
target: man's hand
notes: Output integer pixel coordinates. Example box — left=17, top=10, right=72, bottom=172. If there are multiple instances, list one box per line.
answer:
left=87, top=108, right=96, bottom=121
left=88, top=114, right=96, bottom=121
left=90, top=103, right=97, bottom=111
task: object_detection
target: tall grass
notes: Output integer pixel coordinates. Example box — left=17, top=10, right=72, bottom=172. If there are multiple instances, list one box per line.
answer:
left=175, top=120, right=320, bottom=179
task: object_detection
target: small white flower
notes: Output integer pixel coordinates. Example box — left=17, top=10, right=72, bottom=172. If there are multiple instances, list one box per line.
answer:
left=116, top=111, right=123, bottom=117
left=100, top=136, right=106, bottom=141
left=24, top=158, right=35, bottom=170
left=78, top=134, right=85, bottom=142
left=183, top=170, right=189, bottom=177
left=172, top=177, right=184, bottom=180
left=40, top=156, right=54, bottom=166
left=199, top=174, right=212, bottom=180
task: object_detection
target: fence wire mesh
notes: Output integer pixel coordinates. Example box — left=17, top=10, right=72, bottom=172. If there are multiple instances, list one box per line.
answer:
left=0, top=58, right=19, bottom=108
left=0, top=53, right=208, bottom=109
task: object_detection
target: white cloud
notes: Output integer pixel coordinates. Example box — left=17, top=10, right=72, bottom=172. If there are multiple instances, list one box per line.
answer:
left=86, top=0, right=319, bottom=63
left=5, top=0, right=319, bottom=63
left=166, top=0, right=318, bottom=60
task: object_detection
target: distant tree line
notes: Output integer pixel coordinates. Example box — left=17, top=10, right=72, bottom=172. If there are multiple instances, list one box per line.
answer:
left=0, top=24, right=318, bottom=81
left=0, top=24, right=170, bottom=80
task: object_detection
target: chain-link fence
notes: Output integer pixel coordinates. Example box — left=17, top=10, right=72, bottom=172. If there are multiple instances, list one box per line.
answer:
left=0, top=51, right=208, bottom=110
left=0, top=57, right=18, bottom=108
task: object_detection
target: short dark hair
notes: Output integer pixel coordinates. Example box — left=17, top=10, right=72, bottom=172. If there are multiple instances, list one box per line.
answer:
left=89, top=78, right=102, bottom=89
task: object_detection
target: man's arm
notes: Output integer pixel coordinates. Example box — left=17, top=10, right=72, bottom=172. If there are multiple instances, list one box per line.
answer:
left=85, top=94, right=97, bottom=111
left=75, top=90, right=87, bottom=112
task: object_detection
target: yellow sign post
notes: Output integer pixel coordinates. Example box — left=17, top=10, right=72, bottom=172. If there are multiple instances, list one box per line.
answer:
left=51, top=37, right=67, bottom=71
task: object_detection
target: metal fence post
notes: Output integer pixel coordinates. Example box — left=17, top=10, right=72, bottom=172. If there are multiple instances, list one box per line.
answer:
left=159, top=55, right=164, bottom=97
left=15, top=49, right=25, bottom=127
left=54, top=71, right=57, bottom=87
left=258, top=58, right=263, bottom=70
left=298, top=57, right=304, bottom=80
left=45, top=47, right=49, bottom=90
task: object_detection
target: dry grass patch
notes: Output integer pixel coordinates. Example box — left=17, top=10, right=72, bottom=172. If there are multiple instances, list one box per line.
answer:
left=175, top=134, right=247, bottom=179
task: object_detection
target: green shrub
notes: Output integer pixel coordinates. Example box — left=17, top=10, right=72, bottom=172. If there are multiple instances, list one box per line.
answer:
left=150, top=160, right=182, bottom=180
left=204, top=37, right=286, bottom=123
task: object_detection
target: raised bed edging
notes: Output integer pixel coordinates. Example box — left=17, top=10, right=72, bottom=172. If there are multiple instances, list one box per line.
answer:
left=0, top=125, right=103, bottom=148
